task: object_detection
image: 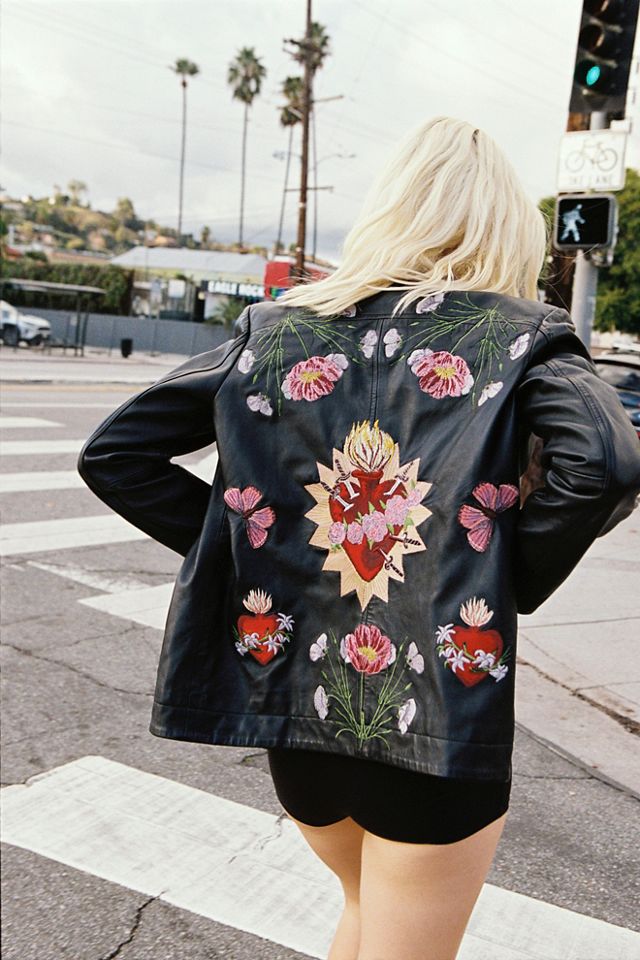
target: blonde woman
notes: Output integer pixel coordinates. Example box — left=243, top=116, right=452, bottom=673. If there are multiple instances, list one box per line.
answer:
left=78, top=116, right=640, bottom=960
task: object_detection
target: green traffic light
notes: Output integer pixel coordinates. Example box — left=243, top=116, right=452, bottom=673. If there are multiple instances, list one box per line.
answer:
left=585, top=64, right=601, bottom=86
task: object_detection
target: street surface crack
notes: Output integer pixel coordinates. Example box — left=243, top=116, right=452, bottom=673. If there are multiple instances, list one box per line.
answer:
left=1, top=641, right=153, bottom=697
left=98, top=891, right=167, bottom=960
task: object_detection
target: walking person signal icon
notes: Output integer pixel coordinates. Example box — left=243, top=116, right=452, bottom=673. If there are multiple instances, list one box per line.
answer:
left=553, top=194, right=617, bottom=251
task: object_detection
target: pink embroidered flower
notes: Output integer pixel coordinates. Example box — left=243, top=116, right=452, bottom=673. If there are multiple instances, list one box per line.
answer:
left=328, top=521, right=346, bottom=545
left=282, top=355, right=346, bottom=402
left=342, top=624, right=396, bottom=675
left=346, top=521, right=364, bottom=544
left=411, top=350, right=474, bottom=399
left=404, top=487, right=423, bottom=507
left=361, top=510, right=388, bottom=542
left=384, top=494, right=411, bottom=525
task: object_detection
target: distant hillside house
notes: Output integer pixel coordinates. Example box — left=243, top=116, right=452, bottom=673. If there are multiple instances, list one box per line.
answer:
left=111, top=246, right=267, bottom=320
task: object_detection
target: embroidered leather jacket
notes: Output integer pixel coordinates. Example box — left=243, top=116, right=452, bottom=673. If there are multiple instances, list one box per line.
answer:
left=77, top=289, right=640, bottom=781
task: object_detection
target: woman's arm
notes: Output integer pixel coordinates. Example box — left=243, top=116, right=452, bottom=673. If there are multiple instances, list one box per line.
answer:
left=76, top=306, right=251, bottom=557
left=515, top=307, right=640, bottom=614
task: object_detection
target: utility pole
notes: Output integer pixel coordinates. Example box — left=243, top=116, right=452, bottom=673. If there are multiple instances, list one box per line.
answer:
left=570, top=111, right=608, bottom=348
left=292, top=0, right=313, bottom=281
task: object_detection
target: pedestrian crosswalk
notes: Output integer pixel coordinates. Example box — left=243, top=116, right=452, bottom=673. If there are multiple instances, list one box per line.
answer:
left=2, top=755, right=638, bottom=960
left=2, top=403, right=639, bottom=960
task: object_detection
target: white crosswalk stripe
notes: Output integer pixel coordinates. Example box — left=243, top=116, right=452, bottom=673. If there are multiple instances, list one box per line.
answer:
left=0, top=514, right=148, bottom=555
left=0, top=416, right=63, bottom=428
left=0, top=470, right=84, bottom=492
left=2, top=439, right=84, bottom=455
left=2, top=756, right=638, bottom=960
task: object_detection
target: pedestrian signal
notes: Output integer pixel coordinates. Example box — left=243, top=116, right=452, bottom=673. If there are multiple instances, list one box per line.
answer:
left=553, top=194, right=617, bottom=250
left=570, top=0, right=639, bottom=116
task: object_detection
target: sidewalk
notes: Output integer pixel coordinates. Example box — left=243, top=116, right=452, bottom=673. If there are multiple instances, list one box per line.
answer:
left=3, top=345, right=639, bottom=799
left=0, top=343, right=189, bottom=384
left=516, top=509, right=640, bottom=798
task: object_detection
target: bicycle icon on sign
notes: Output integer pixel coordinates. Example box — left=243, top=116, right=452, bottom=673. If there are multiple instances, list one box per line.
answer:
left=565, top=139, right=618, bottom=173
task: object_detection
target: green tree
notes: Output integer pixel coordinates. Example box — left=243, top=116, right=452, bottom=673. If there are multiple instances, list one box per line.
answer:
left=67, top=179, right=88, bottom=205
left=170, top=58, right=200, bottom=237
left=595, top=168, right=640, bottom=335
left=227, top=47, right=267, bottom=248
left=205, top=297, right=249, bottom=329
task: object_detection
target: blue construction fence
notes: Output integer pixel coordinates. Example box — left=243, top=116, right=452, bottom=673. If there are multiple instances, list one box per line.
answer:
left=26, top=309, right=232, bottom=357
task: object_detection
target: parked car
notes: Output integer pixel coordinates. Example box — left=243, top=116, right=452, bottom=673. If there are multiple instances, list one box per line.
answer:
left=594, top=350, right=640, bottom=439
left=0, top=300, right=52, bottom=347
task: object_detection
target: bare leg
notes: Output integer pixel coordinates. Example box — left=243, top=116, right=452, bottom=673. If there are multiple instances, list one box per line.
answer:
left=288, top=815, right=364, bottom=960
left=357, top=811, right=509, bottom=960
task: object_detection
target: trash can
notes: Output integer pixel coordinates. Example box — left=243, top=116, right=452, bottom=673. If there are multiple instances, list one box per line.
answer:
left=120, top=337, right=133, bottom=358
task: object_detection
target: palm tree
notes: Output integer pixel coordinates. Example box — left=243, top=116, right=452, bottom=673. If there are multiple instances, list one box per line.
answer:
left=227, top=47, right=267, bottom=249
left=170, top=58, right=200, bottom=238
left=275, top=76, right=304, bottom=256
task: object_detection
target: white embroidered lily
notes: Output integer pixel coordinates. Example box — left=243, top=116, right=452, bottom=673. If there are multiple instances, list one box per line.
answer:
left=489, top=663, right=509, bottom=681
left=246, top=393, right=273, bottom=416
left=339, top=636, right=351, bottom=662
left=277, top=612, right=295, bottom=632
left=435, top=622, right=455, bottom=645
left=406, top=641, right=425, bottom=674
left=448, top=648, right=470, bottom=673
left=309, top=633, right=328, bottom=662
left=478, top=381, right=504, bottom=406
left=235, top=641, right=248, bottom=656
left=238, top=348, right=255, bottom=373
left=383, top=328, right=402, bottom=357
left=264, top=634, right=285, bottom=654
left=398, top=698, right=417, bottom=734
left=360, top=329, right=378, bottom=358
left=242, top=632, right=261, bottom=649
left=314, top=684, right=330, bottom=719
left=473, top=649, right=496, bottom=670
left=508, top=333, right=530, bottom=360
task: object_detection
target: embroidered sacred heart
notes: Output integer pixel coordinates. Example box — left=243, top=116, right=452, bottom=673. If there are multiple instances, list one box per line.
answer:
left=451, top=625, right=504, bottom=687
left=237, top=611, right=280, bottom=664
left=234, top=588, right=295, bottom=665
left=328, top=468, right=410, bottom=582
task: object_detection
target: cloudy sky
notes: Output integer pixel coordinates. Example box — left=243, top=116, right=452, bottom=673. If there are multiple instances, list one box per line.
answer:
left=3, top=0, right=639, bottom=263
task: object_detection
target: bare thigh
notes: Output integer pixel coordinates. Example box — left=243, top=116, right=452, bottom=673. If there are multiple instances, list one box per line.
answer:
left=358, top=810, right=509, bottom=960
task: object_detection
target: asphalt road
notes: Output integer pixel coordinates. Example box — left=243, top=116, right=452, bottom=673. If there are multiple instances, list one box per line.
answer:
left=1, top=379, right=639, bottom=960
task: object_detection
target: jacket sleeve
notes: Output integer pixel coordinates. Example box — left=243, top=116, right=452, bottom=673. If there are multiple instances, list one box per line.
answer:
left=514, top=306, right=640, bottom=615
left=76, top=306, right=251, bottom=557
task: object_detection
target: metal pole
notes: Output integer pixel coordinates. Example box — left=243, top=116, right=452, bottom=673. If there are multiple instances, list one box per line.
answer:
left=293, top=0, right=312, bottom=280
left=571, top=110, right=607, bottom=350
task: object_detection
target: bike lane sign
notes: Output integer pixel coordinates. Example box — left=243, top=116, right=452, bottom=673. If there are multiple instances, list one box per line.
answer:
left=557, top=130, right=627, bottom=192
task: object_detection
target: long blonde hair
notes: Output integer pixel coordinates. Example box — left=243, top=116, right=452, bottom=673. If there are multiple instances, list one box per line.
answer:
left=276, top=115, right=547, bottom=318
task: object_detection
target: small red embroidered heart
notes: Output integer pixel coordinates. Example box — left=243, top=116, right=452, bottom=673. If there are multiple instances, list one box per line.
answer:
left=237, top=613, right=280, bottom=665
left=451, top=626, right=504, bottom=688
left=328, top=468, right=408, bottom=582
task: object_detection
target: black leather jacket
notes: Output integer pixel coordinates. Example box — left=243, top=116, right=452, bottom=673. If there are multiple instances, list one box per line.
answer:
left=77, top=289, right=640, bottom=781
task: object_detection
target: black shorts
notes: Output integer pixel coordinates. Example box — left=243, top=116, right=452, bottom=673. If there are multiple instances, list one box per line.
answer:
left=267, top=748, right=511, bottom=844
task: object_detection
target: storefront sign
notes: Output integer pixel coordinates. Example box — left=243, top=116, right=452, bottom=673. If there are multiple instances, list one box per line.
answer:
left=205, top=279, right=264, bottom=298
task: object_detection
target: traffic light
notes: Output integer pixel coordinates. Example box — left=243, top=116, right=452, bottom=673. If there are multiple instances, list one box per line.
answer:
left=570, top=0, right=639, bottom=116
left=553, top=194, right=617, bottom=250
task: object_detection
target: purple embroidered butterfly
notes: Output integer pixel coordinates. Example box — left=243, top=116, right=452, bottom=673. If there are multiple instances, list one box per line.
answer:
left=223, top=485, right=276, bottom=549
left=457, top=482, right=519, bottom=553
